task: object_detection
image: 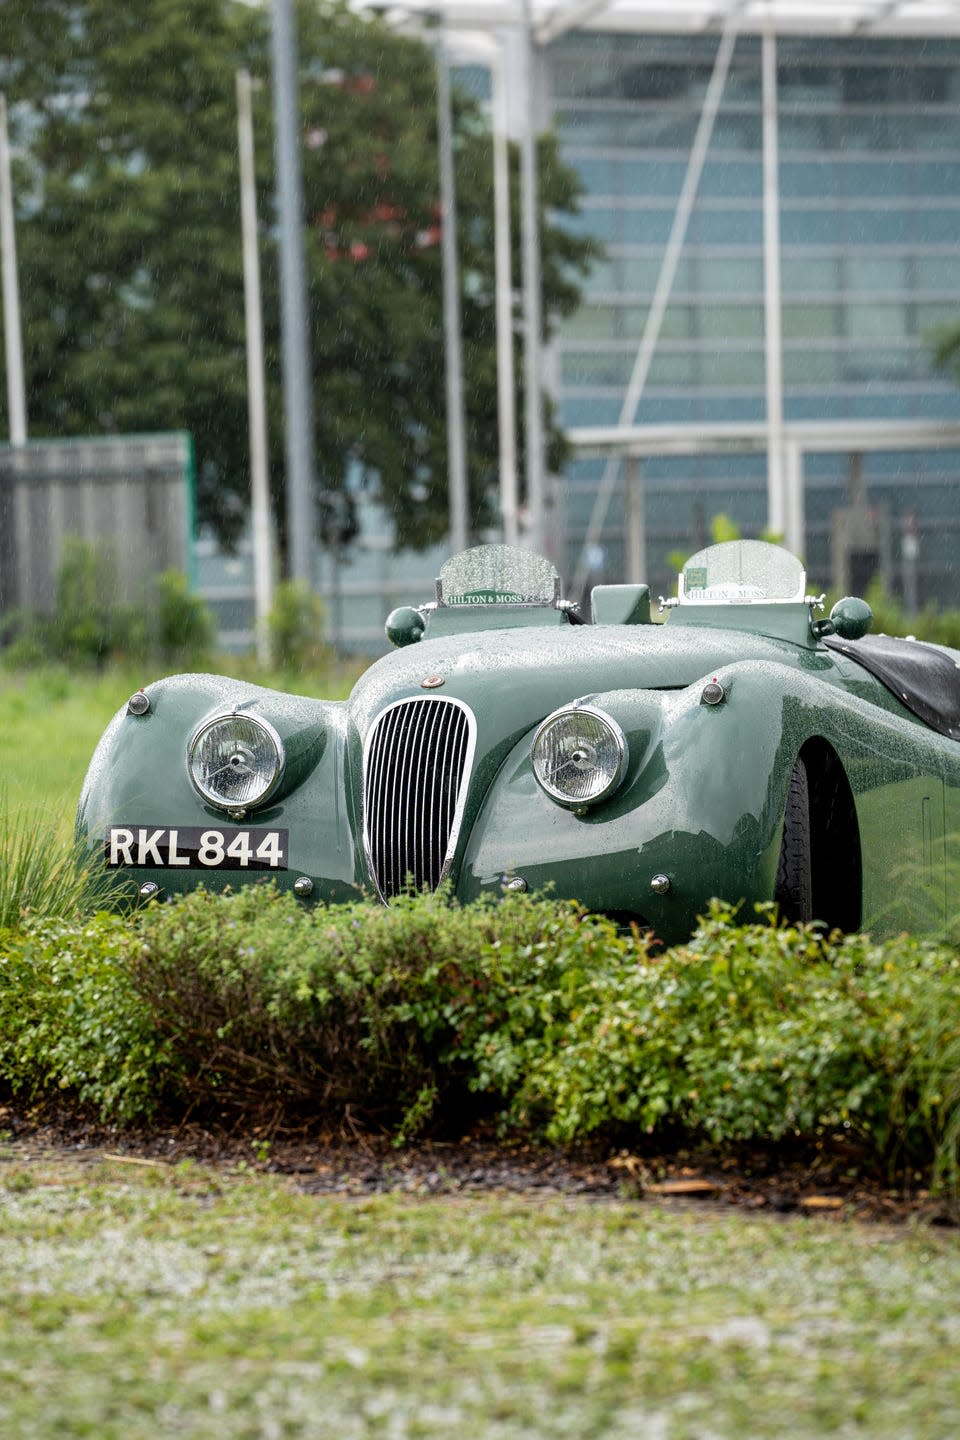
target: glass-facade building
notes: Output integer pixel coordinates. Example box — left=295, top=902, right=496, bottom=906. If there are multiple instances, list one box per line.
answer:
left=199, top=20, right=960, bottom=649
left=550, top=31, right=960, bottom=602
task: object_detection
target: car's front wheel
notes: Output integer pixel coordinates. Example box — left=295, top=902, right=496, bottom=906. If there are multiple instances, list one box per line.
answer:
left=774, top=758, right=813, bottom=924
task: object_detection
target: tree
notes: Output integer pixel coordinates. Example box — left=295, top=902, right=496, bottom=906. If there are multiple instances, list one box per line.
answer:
left=0, top=0, right=597, bottom=558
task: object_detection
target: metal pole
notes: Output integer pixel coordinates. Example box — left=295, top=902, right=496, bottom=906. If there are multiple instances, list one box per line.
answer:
left=436, top=29, right=469, bottom=555
left=784, top=440, right=804, bottom=560
left=0, top=94, right=26, bottom=445
left=762, top=25, right=787, bottom=543
left=625, top=456, right=645, bottom=584
left=237, top=70, right=274, bottom=666
left=270, top=0, right=315, bottom=584
left=570, top=21, right=738, bottom=601
left=519, top=0, right=545, bottom=554
left=490, top=41, right=519, bottom=547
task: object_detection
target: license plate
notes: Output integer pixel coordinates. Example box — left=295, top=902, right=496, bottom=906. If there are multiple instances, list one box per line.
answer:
left=105, top=825, right=288, bottom=871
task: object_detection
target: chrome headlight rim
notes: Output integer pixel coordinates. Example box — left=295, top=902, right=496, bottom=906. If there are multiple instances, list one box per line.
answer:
left=531, top=703, right=628, bottom=809
left=187, top=711, right=286, bottom=812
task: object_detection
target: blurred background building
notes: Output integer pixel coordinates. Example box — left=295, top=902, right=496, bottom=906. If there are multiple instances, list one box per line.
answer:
left=223, top=0, right=956, bottom=652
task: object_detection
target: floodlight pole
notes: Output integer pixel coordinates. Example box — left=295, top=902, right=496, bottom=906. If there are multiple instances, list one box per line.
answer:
left=519, top=0, right=545, bottom=555
left=436, top=27, right=470, bottom=555
left=490, top=39, right=519, bottom=547
left=0, top=94, right=26, bottom=446
left=270, top=0, right=316, bottom=585
left=762, top=25, right=789, bottom=548
left=237, top=70, right=274, bottom=666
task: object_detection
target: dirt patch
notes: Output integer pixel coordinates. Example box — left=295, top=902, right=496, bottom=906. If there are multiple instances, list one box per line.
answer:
left=0, top=1100, right=954, bottom=1225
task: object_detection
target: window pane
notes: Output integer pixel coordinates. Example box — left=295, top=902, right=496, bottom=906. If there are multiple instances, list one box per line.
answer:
left=916, top=161, right=960, bottom=196
left=779, top=113, right=838, bottom=151
left=781, top=161, right=840, bottom=198
left=845, top=348, right=917, bottom=381
left=781, top=256, right=841, bottom=292
left=620, top=159, right=686, bottom=196
left=699, top=304, right=764, bottom=339
left=782, top=304, right=840, bottom=339
left=781, top=209, right=841, bottom=245
left=559, top=305, right=616, bottom=340
left=846, top=208, right=911, bottom=244
left=561, top=351, right=625, bottom=387
left=778, top=65, right=841, bottom=106
left=710, top=112, right=762, bottom=151
left=696, top=208, right=763, bottom=244
left=838, top=113, right=913, bottom=150
left=698, top=256, right=764, bottom=293
left=620, top=209, right=675, bottom=245
left=622, top=305, right=692, bottom=339
left=620, top=254, right=693, bottom=294
left=914, top=256, right=960, bottom=291
left=845, top=255, right=909, bottom=291
left=916, top=211, right=960, bottom=245
left=845, top=160, right=913, bottom=198
left=783, top=348, right=841, bottom=384
left=917, top=301, right=960, bottom=331
left=583, top=258, right=618, bottom=295
left=700, top=350, right=765, bottom=385
left=648, top=352, right=697, bottom=385
left=699, top=161, right=762, bottom=199
left=558, top=208, right=617, bottom=242
left=915, top=113, right=960, bottom=150
left=846, top=303, right=910, bottom=340
left=565, top=155, right=617, bottom=192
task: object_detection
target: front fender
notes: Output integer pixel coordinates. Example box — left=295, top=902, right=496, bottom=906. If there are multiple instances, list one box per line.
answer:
left=455, top=664, right=819, bottom=943
left=76, top=673, right=366, bottom=903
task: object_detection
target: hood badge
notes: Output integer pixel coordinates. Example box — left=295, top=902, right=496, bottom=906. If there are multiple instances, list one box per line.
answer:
left=421, top=675, right=445, bottom=689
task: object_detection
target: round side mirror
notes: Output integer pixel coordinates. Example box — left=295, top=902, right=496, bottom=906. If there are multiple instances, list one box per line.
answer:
left=829, top=596, right=873, bottom=641
left=385, top=606, right=425, bottom=648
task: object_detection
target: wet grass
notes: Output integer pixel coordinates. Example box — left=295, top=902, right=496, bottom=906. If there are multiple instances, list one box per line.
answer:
left=3, top=661, right=960, bottom=1436
left=0, top=1146, right=958, bottom=1439
left=0, top=661, right=363, bottom=834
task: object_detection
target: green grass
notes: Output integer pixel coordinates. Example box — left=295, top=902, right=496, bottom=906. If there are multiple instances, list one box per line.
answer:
left=3, top=661, right=960, bottom=1437
left=0, top=1147, right=958, bottom=1439
left=0, top=666, right=142, bottom=829
left=0, top=660, right=363, bottom=833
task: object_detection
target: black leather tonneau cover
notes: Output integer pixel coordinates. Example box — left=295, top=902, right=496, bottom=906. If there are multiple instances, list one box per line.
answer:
left=824, top=633, right=960, bottom=740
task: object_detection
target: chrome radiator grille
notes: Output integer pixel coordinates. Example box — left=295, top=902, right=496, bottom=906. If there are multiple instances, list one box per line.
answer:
left=363, top=697, right=475, bottom=900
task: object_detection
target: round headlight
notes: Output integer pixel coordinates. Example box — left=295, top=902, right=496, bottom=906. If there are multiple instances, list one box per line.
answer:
left=188, top=713, right=284, bottom=810
left=531, top=706, right=627, bottom=808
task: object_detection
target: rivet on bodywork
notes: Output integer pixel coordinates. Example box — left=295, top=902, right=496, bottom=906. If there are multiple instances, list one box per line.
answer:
left=127, top=690, right=151, bottom=716
left=138, top=881, right=161, bottom=902
left=701, top=680, right=725, bottom=706
left=650, top=874, right=671, bottom=895
left=293, top=876, right=314, bottom=898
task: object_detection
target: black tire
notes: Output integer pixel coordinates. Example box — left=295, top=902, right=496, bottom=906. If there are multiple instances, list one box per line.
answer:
left=774, top=758, right=813, bottom=924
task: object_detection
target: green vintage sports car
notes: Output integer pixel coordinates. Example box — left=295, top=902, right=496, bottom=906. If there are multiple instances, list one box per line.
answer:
left=78, top=539, right=960, bottom=944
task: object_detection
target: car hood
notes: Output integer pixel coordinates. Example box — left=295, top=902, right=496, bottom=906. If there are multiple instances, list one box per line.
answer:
left=347, top=620, right=826, bottom=744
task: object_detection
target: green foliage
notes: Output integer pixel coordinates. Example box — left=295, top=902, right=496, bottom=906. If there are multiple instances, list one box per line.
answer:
left=152, top=569, right=216, bottom=665
left=855, top=575, right=960, bottom=647
left=0, top=915, right=166, bottom=1121
left=0, top=799, right=130, bottom=930
left=3, top=887, right=960, bottom=1194
left=266, top=581, right=328, bottom=673
left=1, top=540, right=215, bottom=669
left=1, top=0, right=598, bottom=557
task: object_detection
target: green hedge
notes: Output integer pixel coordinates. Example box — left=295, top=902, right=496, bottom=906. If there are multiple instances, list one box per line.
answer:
left=1, top=888, right=959, bottom=1191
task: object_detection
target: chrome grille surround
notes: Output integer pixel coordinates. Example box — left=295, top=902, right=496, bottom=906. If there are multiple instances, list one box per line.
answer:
left=362, top=695, right=477, bottom=901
